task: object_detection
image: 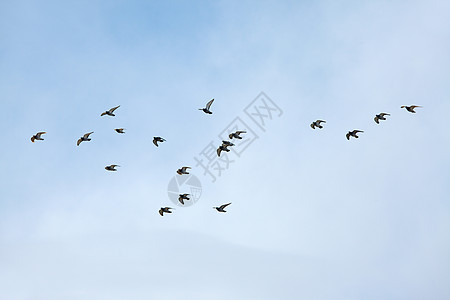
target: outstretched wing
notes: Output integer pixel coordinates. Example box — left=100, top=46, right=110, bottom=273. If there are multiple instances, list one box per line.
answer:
left=77, top=138, right=82, bottom=146
left=109, top=105, right=120, bottom=113
left=346, top=132, right=350, bottom=140
left=217, top=147, right=222, bottom=157
left=220, top=203, right=231, bottom=209
left=379, top=113, right=390, bottom=117
left=181, top=167, right=191, bottom=172
left=205, top=99, right=214, bottom=110
left=153, top=139, right=159, bottom=147
left=159, top=209, right=164, bottom=216
left=36, top=132, right=46, bottom=138
left=310, top=123, right=315, bottom=129
left=100, top=111, right=107, bottom=116
left=31, top=136, right=36, bottom=142
left=317, top=120, right=326, bottom=123
left=83, top=132, right=94, bottom=138
left=236, top=130, right=246, bottom=134
left=374, top=116, right=379, bottom=124
left=355, top=130, right=364, bottom=133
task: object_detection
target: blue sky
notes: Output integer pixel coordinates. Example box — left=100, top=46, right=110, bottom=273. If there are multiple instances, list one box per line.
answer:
left=1, top=0, right=450, bottom=299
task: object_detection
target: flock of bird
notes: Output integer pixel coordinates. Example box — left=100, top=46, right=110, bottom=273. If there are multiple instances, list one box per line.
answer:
left=30, top=100, right=422, bottom=216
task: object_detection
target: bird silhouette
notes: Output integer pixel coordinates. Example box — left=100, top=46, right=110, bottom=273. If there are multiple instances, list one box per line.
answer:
left=77, top=132, right=94, bottom=146
left=199, top=99, right=214, bottom=114
left=229, top=130, right=246, bottom=139
left=222, top=140, right=235, bottom=147
left=178, top=194, right=190, bottom=205
left=177, top=166, right=191, bottom=175
left=115, top=128, right=125, bottom=133
left=213, top=203, right=231, bottom=212
left=105, top=164, right=120, bottom=171
left=101, top=105, right=120, bottom=116
left=374, top=113, right=390, bottom=124
left=401, top=105, right=421, bottom=113
left=159, top=207, right=173, bottom=216
left=346, top=130, right=364, bottom=140
left=153, top=137, right=166, bottom=147
left=217, top=144, right=230, bottom=157
left=31, top=132, right=46, bottom=143
left=310, top=120, right=326, bottom=129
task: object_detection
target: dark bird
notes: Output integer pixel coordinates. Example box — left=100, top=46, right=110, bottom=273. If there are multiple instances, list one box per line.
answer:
left=101, top=105, right=120, bottom=116
left=346, top=130, right=364, bottom=140
left=31, top=132, right=46, bottom=143
left=374, top=113, right=390, bottom=124
left=199, top=99, right=214, bottom=114
left=213, top=203, right=231, bottom=213
left=178, top=194, right=190, bottom=205
left=153, top=136, right=166, bottom=147
left=159, top=207, right=173, bottom=216
left=229, top=130, right=246, bottom=139
left=77, top=132, right=94, bottom=146
left=177, top=166, right=191, bottom=175
left=222, top=140, right=235, bottom=147
left=115, top=128, right=125, bottom=133
left=310, top=120, right=326, bottom=129
left=401, top=105, right=422, bottom=113
left=105, top=164, right=120, bottom=171
left=217, top=144, right=230, bottom=157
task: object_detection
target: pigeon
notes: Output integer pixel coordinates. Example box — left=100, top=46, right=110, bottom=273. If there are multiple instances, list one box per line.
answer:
left=374, top=113, right=390, bottom=124
left=229, top=130, right=246, bottom=139
left=346, top=130, right=364, bottom=140
left=159, top=207, right=173, bottom=216
left=31, top=132, right=46, bottom=143
left=105, top=164, right=120, bottom=171
left=217, top=144, right=230, bottom=157
left=199, top=99, right=214, bottom=114
left=401, top=105, right=421, bottom=113
left=310, top=120, right=326, bottom=129
left=153, top=137, right=166, bottom=147
left=177, top=166, right=191, bottom=175
left=115, top=128, right=125, bottom=133
left=77, top=132, right=94, bottom=146
left=222, top=140, right=235, bottom=147
left=101, top=105, right=120, bottom=116
left=178, top=194, right=190, bottom=205
left=213, top=203, right=231, bottom=213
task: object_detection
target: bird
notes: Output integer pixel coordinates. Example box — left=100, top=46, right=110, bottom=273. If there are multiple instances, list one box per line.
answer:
left=115, top=128, right=125, bottom=133
left=229, top=130, right=246, bottom=139
left=217, top=144, right=230, bottom=157
left=199, top=99, right=214, bottom=114
left=374, top=113, right=390, bottom=124
left=178, top=194, right=190, bottom=205
left=177, top=166, right=191, bottom=175
left=153, top=137, right=166, bottom=147
left=222, top=140, right=235, bottom=147
left=101, top=105, right=120, bottom=116
left=346, top=130, right=364, bottom=140
left=401, top=105, right=422, bottom=113
left=213, top=203, right=231, bottom=212
left=310, top=120, right=326, bottom=129
left=159, top=207, right=173, bottom=216
left=105, top=164, right=120, bottom=171
left=77, top=132, right=94, bottom=146
left=31, top=132, right=46, bottom=143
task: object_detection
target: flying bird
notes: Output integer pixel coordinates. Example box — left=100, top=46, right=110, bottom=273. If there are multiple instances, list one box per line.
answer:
left=177, top=166, right=191, bottom=175
left=229, top=130, right=246, bottom=139
left=213, top=203, right=232, bottom=213
left=374, top=113, right=390, bottom=124
left=105, top=164, right=120, bottom=171
left=222, top=140, right=235, bottom=147
left=31, top=132, right=46, bottom=143
left=77, top=132, right=94, bottom=146
left=401, top=105, right=422, bottom=113
left=101, top=105, right=120, bottom=116
left=310, top=120, right=326, bottom=129
left=178, top=194, right=190, bottom=205
left=159, top=207, right=173, bottom=216
left=153, top=137, right=166, bottom=147
left=217, top=144, right=230, bottom=157
left=199, top=99, right=214, bottom=114
left=115, top=128, right=125, bottom=133
left=346, top=130, right=364, bottom=140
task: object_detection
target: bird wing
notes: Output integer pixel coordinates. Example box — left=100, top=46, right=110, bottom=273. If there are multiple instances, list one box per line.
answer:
left=401, top=106, right=406, bottom=108
left=380, top=113, right=390, bottom=117
left=411, top=105, right=421, bottom=109
left=205, top=99, right=214, bottom=110
left=110, top=165, right=119, bottom=168
left=109, top=105, right=120, bottom=113
left=310, top=123, right=315, bottom=129
left=159, top=209, right=164, bottom=216
left=317, top=120, right=326, bottom=123
left=217, top=147, right=222, bottom=157
left=77, top=138, right=82, bottom=146
left=346, top=132, right=350, bottom=140
left=236, top=131, right=246, bottom=134
left=182, top=167, right=191, bottom=171
left=153, top=139, right=159, bottom=147
left=100, top=112, right=107, bottom=116
left=179, top=198, right=184, bottom=205
left=355, top=130, right=364, bottom=133
left=83, top=132, right=93, bottom=138
left=374, top=116, right=379, bottom=124
left=36, top=132, right=46, bottom=137
left=220, top=203, right=231, bottom=209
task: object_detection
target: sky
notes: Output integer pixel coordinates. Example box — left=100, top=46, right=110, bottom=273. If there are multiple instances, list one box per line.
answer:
left=1, top=0, right=450, bottom=299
